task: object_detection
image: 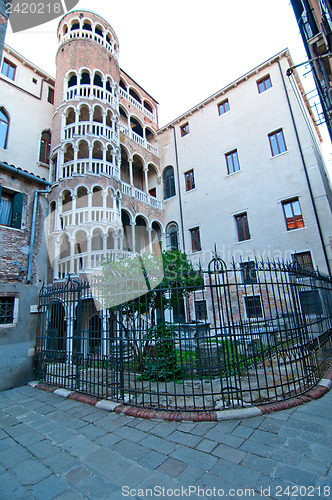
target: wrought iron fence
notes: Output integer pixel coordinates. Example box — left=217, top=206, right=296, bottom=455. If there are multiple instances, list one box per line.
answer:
left=35, top=256, right=332, bottom=411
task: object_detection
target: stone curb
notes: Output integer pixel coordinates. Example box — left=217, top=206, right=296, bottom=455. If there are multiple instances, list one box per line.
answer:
left=27, top=363, right=332, bottom=422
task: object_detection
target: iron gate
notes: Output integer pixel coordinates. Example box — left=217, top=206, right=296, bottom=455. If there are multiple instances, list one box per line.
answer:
left=35, top=257, right=332, bottom=411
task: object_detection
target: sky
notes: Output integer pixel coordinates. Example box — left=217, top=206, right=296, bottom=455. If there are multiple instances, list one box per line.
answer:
left=3, top=0, right=332, bottom=167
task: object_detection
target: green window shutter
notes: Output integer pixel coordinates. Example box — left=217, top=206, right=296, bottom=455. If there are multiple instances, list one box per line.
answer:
left=11, top=192, right=23, bottom=229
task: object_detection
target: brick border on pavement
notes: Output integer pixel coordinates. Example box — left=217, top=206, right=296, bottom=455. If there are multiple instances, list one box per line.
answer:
left=28, top=363, right=332, bottom=422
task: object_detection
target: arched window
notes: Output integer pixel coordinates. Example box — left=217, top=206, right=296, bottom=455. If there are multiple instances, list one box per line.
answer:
left=166, top=222, right=179, bottom=251
left=39, top=130, right=51, bottom=164
left=0, top=108, right=9, bottom=149
left=163, top=166, right=176, bottom=199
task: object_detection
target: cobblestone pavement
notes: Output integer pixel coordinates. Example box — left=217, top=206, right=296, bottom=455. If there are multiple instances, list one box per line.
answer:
left=0, top=385, right=331, bottom=499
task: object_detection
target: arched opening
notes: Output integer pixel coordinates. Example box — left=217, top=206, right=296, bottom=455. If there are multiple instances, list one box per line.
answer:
left=93, top=106, right=103, bottom=123
left=95, top=25, right=103, bottom=37
left=106, top=110, right=113, bottom=127
left=106, top=145, right=113, bottom=163
left=71, top=21, right=79, bottom=31
left=135, top=216, right=148, bottom=253
left=93, top=73, right=103, bottom=88
left=0, top=108, right=10, bottom=149
left=144, top=100, right=153, bottom=113
left=75, top=230, right=87, bottom=271
left=106, top=79, right=112, bottom=93
left=78, top=141, right=89, bottom=159
left=106, top=189, right=113, bottom=209
left=119, top=79, right=127, bottom=91
left=80, top=72, right=91, bottom=85
left=121, top=210, right=132, bottom=251
left=79, top=105, right=89, bottom=122
left=66, top=108, right=76, bottom=125
left=39, top=130, right=51, bottom=164
left=63, top=24, right=68, bottom=35
left=120, top=146, right=130, bottom=184
left=76, top=187, right=88, bottom=209
left=163, top=166, right=176, bottom=199
left=92, top=141, right=103, bottom=160
left=129, top=88, right=141, bottom=104
left=83, top=20, right=92, bottom=31
left=133, top=155, right=144, bottom=191
left=67, top=74, right=77, bottom=88
left=148, top=163, right=158, bottom=198
left=130, top=116, right=143, bottom=138
left=107, top=229, right=114, bottom=249
left=119, top=105, right=128, bottom=129
left=166, top=222, right=179, bottom=251
left=59, top=233, right=70, bottom=259
left=91, top=228, right=103, bottom=251
left=62, top=190, right=72, bottom=213
left=49, top=201, right=56, bottom=233
left=92, top=186, right=103, bottom=207
left=64, top=144, right=74, bottom=163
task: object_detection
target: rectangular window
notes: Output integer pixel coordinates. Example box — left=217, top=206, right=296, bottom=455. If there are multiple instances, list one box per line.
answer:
left=235, top=213, right=250, bottom=242
left=299, top=290, right=322, bottom=316
left=0, top=297, right=15, bottom=324
left=240, top=261, right=258, bottom=284
left=48, top=87, right=54, bottom=104
left=180, top=122, right=189, bottom=137
left=190, top=227, right=201, bottom=252
left=257, top=75, right=272, bottom=94
left=226, top=150, right=240, bottom=175
left=218, top=99, right=230, bottom=115
left=1, top=59, right=16, bottom=80
left=195, top=300, right=207, bottom=321
left=269, top=129, right=287, bottom=156
left=244, top=296, right=263, bottom=318
left=282, top=198, right=304, bottom=230
left=0, top=187, right=24, bottom=229
left=292, top=251, right=314, bottom=271
left=185, top=169, right=195, bottom=191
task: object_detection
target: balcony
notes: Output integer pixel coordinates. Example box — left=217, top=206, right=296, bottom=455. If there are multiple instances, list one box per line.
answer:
left=61, top=160, right=120, bottom=180
left=66, top=84, right=117, bottom=107
left=120, top=124, right=158, bottom=155
left=121, top=181, right=162, bottom=209
left=60, top=206, right=120, bottom=230
left=60, top=29, right=117, bottom=58
left=58, top=249, right=133, bottom=278
left=119, top=87, right=155, bottom=122
left=64, top=122, right=118, bottom=143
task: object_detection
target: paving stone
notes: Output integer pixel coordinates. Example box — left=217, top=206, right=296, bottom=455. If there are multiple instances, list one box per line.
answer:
left=211, top=442, right=247, bottom=464
left=239, top=440, right=273, bottom=458
left=209, top=460, right=262, bottom=489
left=47, top=428, right=77, bottom=444
left=133, top=418, right=159, bottom=433
left=177, top=464, right=206, bottom=484
left=78, top=474, right=116, bottom=500
left=115, top=464, right=151, bottom=487
left=83, top=447, right=134, bottom=481
left=270, top=447, right=302, bottom=466
left=258, top=418, right=284, bottom=434
left=0, top=443, right=33, bottom=467
left=29, top=474, right=69, bottom=500
left=231, top=424, right=255, bottom=439
left=156, top=457, right=188, bottom=478
left=114, top=425, right=147, bottom=443
left=195, top=438, right=218, bottom=453
left=53, top=491, right=87, bottom=500
left=149, top=421, right=176, bottom=438
left=250, top=429, right=286, bottom=447
left=168, top=430, right=202, bottom=447
left=11, top=458, right=52, bottom=486
left=199, top=471, right=239, bottom=492
left=15, top=430, right=45, bottom=447
left=78, top=423, right=108, bottom=441
left=275, top=464, right=320, bottom=487
left=27, top=439, right=60, bottom=459
left=140, top=434, right=177, bottom=455
left=138, top=450, right=168, bottom=470
left=64, top=465, right=92, bottom=485
left=170, top=446, right=218, bottom=471
left=61, top=436, right=100, bottom=458
left=0, top=429, right=8, bottom=440
left=95, top=431, right=123, bottom=448
left=0, top=471, right=34, bottom=500
left=0, top=436, right=16, bottom=452
left=241, top=453, right=278, bottom=475
left=5, top=423, right=32, bottom=437
left=190, top=422, right=217, bottom=437
left=113, top=439, right=149, bottom=461
left=43, top=450, right=78, bottom=475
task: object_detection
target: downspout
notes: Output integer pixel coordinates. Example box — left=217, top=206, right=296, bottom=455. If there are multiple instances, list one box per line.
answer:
left=278, top=60, right=331, bottom=277
left=27, top=188, right=50, bottom=283
left=171, top=126, right=186, bottom=252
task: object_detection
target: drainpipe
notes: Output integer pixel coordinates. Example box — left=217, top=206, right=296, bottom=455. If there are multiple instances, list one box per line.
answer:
left=27, top=188, right=50, bottom=283
left=278, top=60, right=331, bottom=278
left=171, top=126, right=186, bottom=252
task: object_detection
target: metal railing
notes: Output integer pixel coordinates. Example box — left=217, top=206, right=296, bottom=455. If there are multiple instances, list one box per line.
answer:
left=35, top=256, right=332, bottom=411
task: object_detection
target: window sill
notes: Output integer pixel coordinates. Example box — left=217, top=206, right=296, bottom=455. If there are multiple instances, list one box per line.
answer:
left=38, top=161, right=50, bottom=168
left=163, top=195, right=177, bottom=202
left=0, top=322, right=17, bottom=329
left=184, top=187, right=196, bottom=194
left=225, top=170, right=241, bottom=178
left=0, top=224, right=23, bottom=232
left=285, top=226, right=307, bottom=233
left=270, top=150, right=288, bottom=160
left=234, top=238, right=251, bottom=244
